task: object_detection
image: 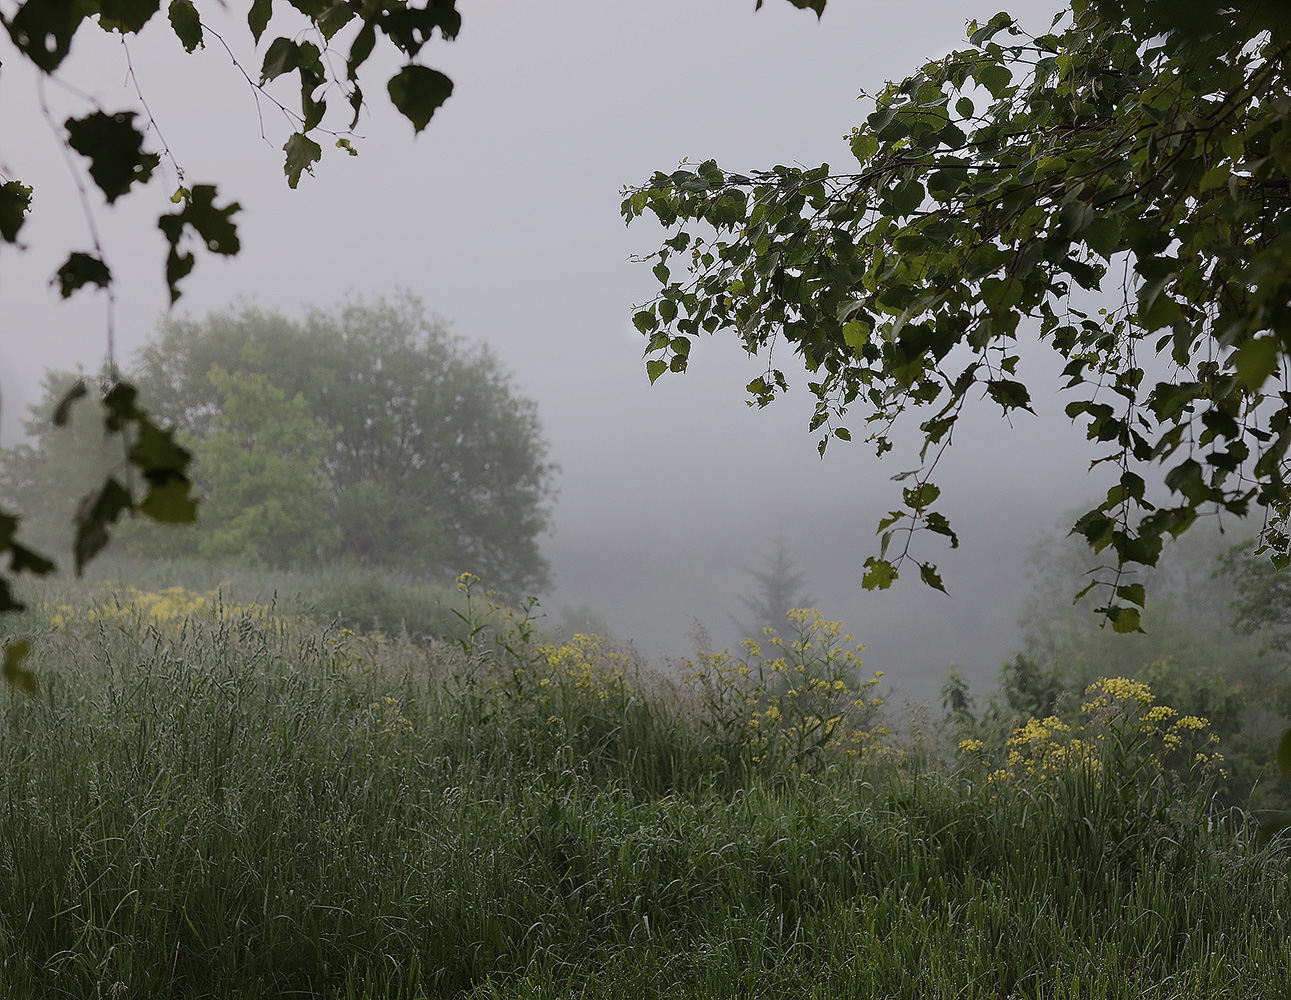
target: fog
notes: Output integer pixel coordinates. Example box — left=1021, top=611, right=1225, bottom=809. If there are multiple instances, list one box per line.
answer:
left=0, top=0, right=1108, bottom=701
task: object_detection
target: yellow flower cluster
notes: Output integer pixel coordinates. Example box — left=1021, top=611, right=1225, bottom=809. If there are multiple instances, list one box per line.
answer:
left=538, top=633, right=631, bottom=702
left=688, top=609, right=889, bottom=769
left=45, top=584, right=272, bottom=632
left=361, top=696, right=414, bottom=754
left=489, top=633, right=635, bottom=717
left=988, top=677, right=1223, bottom=787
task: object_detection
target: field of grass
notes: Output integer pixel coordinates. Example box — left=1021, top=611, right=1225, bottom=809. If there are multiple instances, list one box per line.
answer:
left=0, top=572, right=1289, bottom=998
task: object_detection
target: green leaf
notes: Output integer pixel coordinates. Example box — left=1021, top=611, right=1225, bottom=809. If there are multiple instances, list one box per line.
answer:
left=157, top=185, right=242, bottom=302
left=315, top=1, right=354, bottom=39
left=919, top=562, right=947, bottom=593
left=985, top=379, right=1033, bottom=412
left=73, top=478, right=135, bottom=575
left=1082, top=215, right=1122, bottom=260
left=260, top=36, right=301, bottom=82
left=889, top=179, right=924, bottom=216
left=862, top=557, right=897, bottom=590
left=980, top=277, right=1023, bottom=314
left=1108, top=605, right=1144, bottom=634
left=9, top=541, right=56, bottom=577
left=2, top=639, right=37, bottom=695
left=632, top=309, right=657, bottom=334
left=902, top=482, right=941, bottom=509
left=129, top=418, right=191, bottom=479
left=1116, top=582, right=1146, bottom=607
left=248, top=0, right=272, bottom=41
left=849, top=132, right=879, bottom=164
left=646, top=360, right=667, bottom=384
left=97, top=0, right=161, bottom=32
left=0, top=180, right=33, bottom=243
left=1232, top=338, right=1280, bottom=392
left=138, top=478, right=198, bottom=524
left=6, top=0, right=91, bottom=71
left=167, top=0, right=202, bottom=51
left=387, top=64, right=453, bottom=134
left=977, top=64, right=1012, bottom=98
left=64, top=111, right=160, bottom=203
left=52, top=252, right=111, bottom=297
left=283, top=132, right=323, bottom=188
left=842, top=320, right=870, bottom=351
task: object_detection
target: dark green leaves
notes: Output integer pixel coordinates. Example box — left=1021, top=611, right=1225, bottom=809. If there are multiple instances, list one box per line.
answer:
left=862, top=557, right=896, bottom=590
left=63, top=381, right=198, bottom=574
left=64, top=111, right=159, bottom=203
left=284, top=132, right=322, bottom=188
left=0, top=513, right=55, bottom=617
left=1104, top=605, right=1144, bottom=634
left=2, top=0, right=492, bottom=633
left=387, top=64, right=453, bottom=133
left=97, top=0, right=161, bottom=33
left=985, top=379, right=1033, bottom=412
left=625, top=0, right=1291, bottom=620
left=0, top=181, right=33, bottom=243
left=5, top=0, right=89, bottom=71
left=158, top=185, right=241, bottom=302
left=167, top=0, right=201, bottom=51
left=52, top=252, right=111, bottom=297
left=260, top=37, right=327, bottom=128
left=756, top=0, right=826, bottom=16
left=248, top=0, right=272, bottom=41
left=1232, top=338, right=1281, bottom=392
left=74, top=477, right=134, bottom=573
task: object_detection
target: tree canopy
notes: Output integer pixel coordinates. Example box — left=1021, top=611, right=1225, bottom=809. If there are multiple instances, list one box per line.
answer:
left=624, top=0, right=1290, bottom=631
left=132, top=297, right=557, bottom=599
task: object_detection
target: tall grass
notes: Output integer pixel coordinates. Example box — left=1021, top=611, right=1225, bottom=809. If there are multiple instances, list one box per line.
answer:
left=0, top=579, right=1288, bottom=998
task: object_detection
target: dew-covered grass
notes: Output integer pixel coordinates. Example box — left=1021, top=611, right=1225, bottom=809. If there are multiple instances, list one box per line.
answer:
left=0, top=575, right=1287, bottom=998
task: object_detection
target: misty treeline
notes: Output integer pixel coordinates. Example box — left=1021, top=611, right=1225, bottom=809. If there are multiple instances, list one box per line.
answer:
left=0, top=295, right=556, bottom=603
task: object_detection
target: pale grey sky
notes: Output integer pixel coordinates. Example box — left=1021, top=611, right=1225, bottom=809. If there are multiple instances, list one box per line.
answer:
left=1, top=0, right=1103, bottom=697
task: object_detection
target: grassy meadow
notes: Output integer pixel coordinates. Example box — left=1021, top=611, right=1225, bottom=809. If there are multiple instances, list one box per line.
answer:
left=0, top=566, right=1289, bottom=999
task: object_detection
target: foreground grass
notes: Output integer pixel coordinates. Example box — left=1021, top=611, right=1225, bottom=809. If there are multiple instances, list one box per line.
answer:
left=0, top=583, right=1288, bottom=998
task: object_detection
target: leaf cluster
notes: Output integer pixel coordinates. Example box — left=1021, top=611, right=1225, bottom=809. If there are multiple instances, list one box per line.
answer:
left=624, top=0, right=1291, bottom=623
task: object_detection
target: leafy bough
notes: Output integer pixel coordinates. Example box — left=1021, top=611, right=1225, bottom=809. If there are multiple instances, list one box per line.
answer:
left=623, top=0, right=1291, bottom=632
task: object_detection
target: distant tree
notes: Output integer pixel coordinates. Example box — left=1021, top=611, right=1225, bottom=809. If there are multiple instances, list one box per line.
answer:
left=132, top=295, right=556, bottom=600
left=187, top=367, right=339, bottom=567
left=997, top=653, right=1064, bottom=722
left=1223, top=543, right=1291, bottom=655
left=732, top=535, right=813, bottom=640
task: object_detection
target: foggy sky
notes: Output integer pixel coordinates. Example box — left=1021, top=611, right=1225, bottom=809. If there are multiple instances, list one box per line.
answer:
left=0, top=0, right=1103, bottom=700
